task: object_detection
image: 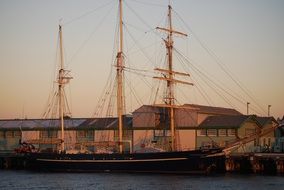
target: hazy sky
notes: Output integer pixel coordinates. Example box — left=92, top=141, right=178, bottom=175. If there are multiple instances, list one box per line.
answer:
left=0, top=0, right=283, bottom=119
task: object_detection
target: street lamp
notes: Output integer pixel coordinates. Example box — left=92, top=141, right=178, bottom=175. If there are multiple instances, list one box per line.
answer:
left=247, top=102, right=250, bottom=115
left=268, top=105, right=271, bottom=116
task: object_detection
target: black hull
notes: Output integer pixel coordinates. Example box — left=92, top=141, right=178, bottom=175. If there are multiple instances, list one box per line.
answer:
left=25, top=149, right=225, bottom=174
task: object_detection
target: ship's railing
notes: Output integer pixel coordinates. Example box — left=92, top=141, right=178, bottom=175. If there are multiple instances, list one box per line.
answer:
left=25, top=138, right=63, bottom=145
left=75, top=140, right=133, bottom=153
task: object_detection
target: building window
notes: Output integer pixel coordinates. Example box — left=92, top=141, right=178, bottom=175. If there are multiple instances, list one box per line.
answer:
left=228, top=129, right=236, bottom=136
left=218, top=129, right=227, bottom=136
left=5, top=131, right=13, bottom=138
left=77, top=130, right=87, bottom=138
left=154, top=130, right=170, bottom=137
left=77, top=130, right=94, bottom=138
left=0, top=131, right=4, bottom=138
left=40, top=131, right=48, bottom=138
left=122, top=130, right=132, bottom=138
left=14, top=131, right=21, bottom=137
left=40, top=131, right=57, bottom=138
left=197, top=129, right=206, bottom=136
left=263, top=138, right=266, bottom=146
left=86, top=130, right=94, bottom=138
left=207, top=129, right=217, bottom=136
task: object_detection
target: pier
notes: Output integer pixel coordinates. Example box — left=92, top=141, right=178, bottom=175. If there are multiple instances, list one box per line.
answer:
left=225, top=153, right=284, bottom=174
left=0, top=152, right=26, bottom=170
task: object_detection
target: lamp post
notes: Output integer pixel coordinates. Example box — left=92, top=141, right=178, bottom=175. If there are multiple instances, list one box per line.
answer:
left=268, top=105, right=271, bottom=117
left=247, top=102, right=250, bottom=115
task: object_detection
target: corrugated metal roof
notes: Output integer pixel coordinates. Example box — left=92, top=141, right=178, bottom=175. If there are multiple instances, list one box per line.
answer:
left=184, top=104, right=241, bottom=115
left=133, top=104, right=241, bottom=116
left=199, top=115, right=253, bottom=129
left=133, top=105, right=167, bottom=113
left=0, top=118, right=86, bottom=130
left=0, top=116, right=133, bottom=130
left=78, top=116, right=133, bottom=130
left=255, top=116, right=277, bottom=126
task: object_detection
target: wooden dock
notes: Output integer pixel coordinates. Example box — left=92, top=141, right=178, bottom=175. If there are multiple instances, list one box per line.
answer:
left=0, top=152, right=26, bottom=169
left=225, top=153, right=284, bottom=174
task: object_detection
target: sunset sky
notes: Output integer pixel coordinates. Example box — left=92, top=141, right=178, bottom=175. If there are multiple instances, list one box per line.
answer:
left=0, top=0, right=283, bottom=119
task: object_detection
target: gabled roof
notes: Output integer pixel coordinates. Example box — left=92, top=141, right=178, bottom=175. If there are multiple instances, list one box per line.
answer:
left=255, top=116, right=278, bottom=126
left=0, top=118, right=87, bottom=130
left=0, top=116, right=133, bottom=131
left=77, top=116, right=133, bottom=130
left=133, top=104, right=241, bottom=116
left=184, top=104, right=241, bottom=116
left=280, top=119, right=284, bottom=127
left=0, top=116, right=134, bottom=131
left=132, top=105, right=167, bottom=113
left=199, top=115, right=256, bottom=129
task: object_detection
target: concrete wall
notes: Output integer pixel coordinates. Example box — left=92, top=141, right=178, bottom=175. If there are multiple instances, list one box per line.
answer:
left=22, top=131, right=39, bottom=142
left=95, top=130, right=115, bottom=142
left=177, top=129, right=196, bottom=150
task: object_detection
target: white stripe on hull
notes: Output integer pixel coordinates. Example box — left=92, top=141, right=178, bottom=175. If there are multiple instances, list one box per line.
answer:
left=37, top=157, right=188, bottom=163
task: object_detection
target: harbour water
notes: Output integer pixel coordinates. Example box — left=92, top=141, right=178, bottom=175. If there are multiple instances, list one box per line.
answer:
left=0, top=171, right=283, bottom=190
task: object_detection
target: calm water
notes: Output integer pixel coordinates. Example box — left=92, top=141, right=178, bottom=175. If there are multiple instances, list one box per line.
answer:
left=0, top=170, right=283, bottom=190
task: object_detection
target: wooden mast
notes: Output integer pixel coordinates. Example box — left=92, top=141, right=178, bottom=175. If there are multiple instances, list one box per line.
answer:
left=58, top=25, right=72, bottom=152
left=58, top=25, right=65, bottom=152
left=117, top=0, right=124, bottom=153
left=155, top=5, right=189, bottom=151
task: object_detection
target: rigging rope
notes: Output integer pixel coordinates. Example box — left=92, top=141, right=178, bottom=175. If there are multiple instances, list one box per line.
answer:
left=175, top=48, right=242, bottom=109
left=66, top=3, right=115, bottom=68
left=128, top=0, right=166, bottom=8
left=173, top=9, right=267, bottom=115
left=62, top=0, right=114, bottom=26
left=174, top=48, right=263, bottom=115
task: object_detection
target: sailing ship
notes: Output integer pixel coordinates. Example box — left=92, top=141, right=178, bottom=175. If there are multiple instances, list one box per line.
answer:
left=24, top=0, right=224, bottom=173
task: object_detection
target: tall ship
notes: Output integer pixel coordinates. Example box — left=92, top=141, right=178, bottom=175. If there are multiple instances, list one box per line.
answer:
left=24, top=0, right=224, bottom=173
